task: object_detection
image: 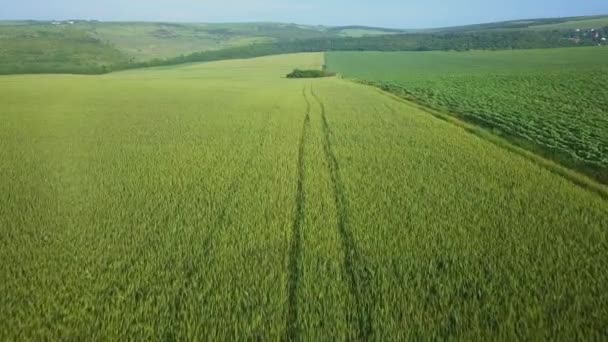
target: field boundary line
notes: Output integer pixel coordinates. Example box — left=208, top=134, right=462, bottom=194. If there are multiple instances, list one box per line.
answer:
left=311, top=85, right=375, bottom=340
left=355, top=80, right=608, bottom=201
left=285, top=85, right=311, bottom=342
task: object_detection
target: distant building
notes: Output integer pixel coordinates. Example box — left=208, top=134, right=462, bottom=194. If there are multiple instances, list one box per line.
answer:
left=51, top=21, right=60, bottom=25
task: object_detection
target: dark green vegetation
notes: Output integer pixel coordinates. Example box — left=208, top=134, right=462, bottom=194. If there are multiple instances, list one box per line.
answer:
left=1, top=54, right=607, bottom=340
left=1, top=16, right=606, bottom=74
left=286, top=69, right=335, bottom=78
left=327, top=47, right=608, bottom=183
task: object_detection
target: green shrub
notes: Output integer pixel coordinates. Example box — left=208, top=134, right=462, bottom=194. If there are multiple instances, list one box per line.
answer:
left=286, top=69, right=335, bottom=78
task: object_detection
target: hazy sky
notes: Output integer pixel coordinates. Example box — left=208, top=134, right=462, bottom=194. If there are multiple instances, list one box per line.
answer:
left=1, top=0, right=607, bottom=28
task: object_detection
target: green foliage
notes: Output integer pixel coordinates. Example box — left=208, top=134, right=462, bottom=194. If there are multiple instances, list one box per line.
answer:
left=1, top=53, right=607, bottom=340
left=327, top=48, right=608, bottom=183
left=286, top=69, right=335, bottom=78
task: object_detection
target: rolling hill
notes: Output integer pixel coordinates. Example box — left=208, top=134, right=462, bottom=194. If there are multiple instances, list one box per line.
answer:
left=426, top=14, right=608, bottom=32
left=0, top=15, right=606, bottom=74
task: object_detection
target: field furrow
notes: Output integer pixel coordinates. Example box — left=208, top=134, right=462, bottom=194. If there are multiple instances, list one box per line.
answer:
left=285, top=83, right=356, bottom=340
left=311, top=85, right=376, bottom=340
left=312, top=78, right=608, bottom=340
left=285, top=86, right=310, bottom=341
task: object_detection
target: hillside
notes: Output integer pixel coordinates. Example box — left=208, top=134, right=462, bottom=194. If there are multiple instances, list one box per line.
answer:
left=0, top=15, right=606, bottom=74
left=0, top=21, right=405, bottom=62
left=0, top=24, right=132, bottom=74
left=88, top=22, right=335, bottom=60
left=426, top=15, right=608, bottom=32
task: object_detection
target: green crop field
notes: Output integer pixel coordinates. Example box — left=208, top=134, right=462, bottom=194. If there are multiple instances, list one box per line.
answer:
left=531, top=16, right=608, bottom=30
left=327, top=48, right=608, bottom=182
left=1, top=53, right=607, bottom=340
left=426, top=15, right=608, bottom=32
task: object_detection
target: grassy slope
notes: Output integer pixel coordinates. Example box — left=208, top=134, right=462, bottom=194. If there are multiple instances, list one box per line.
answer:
left=0, top=21, right=400, bottom=74
left=88, top=22, right=265, bottom=61
left=89, top=22, right=338, bottom=61
left=0, top=21, right=403, bottom=64
left=427, top=15, right=608, bottom=32
left=0, top=24, right=132, bottom=74
left=1, top=54, right=607, bottom=340
left=0, top=21, right=330, bottom=73
left=329, top=26, right=409, bottom=37
left=89, top=22, right=409, bottom=55
left=326, top=48, right=608, bottom=182
left=531, top=16, right=608, bottom=30
left=336, top=28, right=399, bottom=37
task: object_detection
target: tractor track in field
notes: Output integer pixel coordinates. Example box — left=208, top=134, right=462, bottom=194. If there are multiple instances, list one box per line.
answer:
left=285, top=86, right=311, bottom=342
left=311, top=85, right=375, bottom=341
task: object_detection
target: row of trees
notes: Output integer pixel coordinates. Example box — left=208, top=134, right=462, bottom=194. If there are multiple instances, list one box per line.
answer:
left=286, top=69, right=335, bottom=78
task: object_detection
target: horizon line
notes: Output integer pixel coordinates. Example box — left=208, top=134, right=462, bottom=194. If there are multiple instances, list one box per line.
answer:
left=1, top=13, right=607, bottom=31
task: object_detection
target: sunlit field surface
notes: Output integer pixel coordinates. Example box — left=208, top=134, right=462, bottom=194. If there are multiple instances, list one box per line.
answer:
left=1, top=53, right=607, bottom=340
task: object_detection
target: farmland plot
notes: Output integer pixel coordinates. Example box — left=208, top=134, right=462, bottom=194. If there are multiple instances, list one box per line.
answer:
left=1, top=53, right=607, bottom=340
left=326, top=48, right=608, bottom=182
